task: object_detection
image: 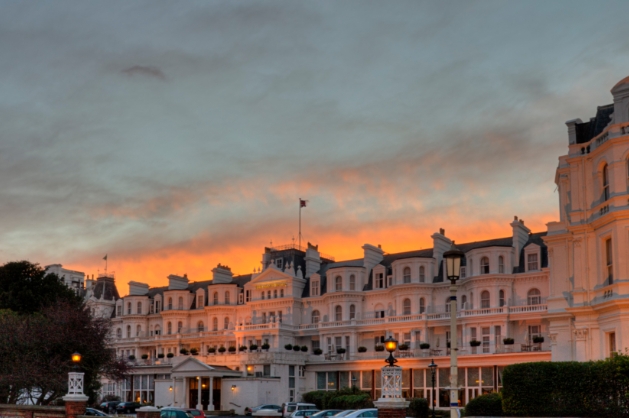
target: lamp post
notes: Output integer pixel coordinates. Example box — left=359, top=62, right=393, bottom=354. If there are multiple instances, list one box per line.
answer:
left=383, top=336, right=398, bottom=367
left=428, top=359, right=437, bottom=418
left=443, top=243, right=464, bottom=418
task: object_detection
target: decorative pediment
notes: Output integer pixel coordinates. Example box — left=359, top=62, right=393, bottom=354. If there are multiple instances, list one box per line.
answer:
left=170, top=356, right=216, bottom=373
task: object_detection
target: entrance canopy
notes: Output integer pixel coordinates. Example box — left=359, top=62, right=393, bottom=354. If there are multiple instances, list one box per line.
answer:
left=170, top=357, right=242, bottom=379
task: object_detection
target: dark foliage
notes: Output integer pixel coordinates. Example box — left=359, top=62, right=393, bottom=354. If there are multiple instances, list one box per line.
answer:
left=303, top=387, right=373, bottom=410
left=464, top=393, right=503, bottom=417
left=407, top=398, right=429, bottom=418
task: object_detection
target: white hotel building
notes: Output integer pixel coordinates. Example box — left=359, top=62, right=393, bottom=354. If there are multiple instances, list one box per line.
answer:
left=90, top=75, right=629, bottom=412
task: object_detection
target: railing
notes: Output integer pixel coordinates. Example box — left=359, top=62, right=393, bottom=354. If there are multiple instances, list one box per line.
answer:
left=268, top=243, right=335, bottom=261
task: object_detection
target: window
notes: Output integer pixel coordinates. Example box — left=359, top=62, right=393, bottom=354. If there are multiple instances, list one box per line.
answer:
left=168, top=298, right=172, bottom=310
left=460, top=266, right=466, bottom=279
left=167, top=322, right=172, bottom=335
left=116, top=328, right=122, bottom=338
left=197, top=295, right=203, bottom=309
left=273, top=289, right=278, bottom=299
left=311, top=280, right=320, bottom=296
left=312, top=310, right=320, bottom=324
left=126, top=325, right=131, bottom=338
left=267, top=290, right=271, bottom=299
left=225, top=291, right=231, bottom=304
left=403, top=298, right=411, bottom=315
left=280, top=289, right=284, bottom=297
left=609, top=332, right=617, bottom=357
left=482, top=327, right=490, bottom=353
left=527, top=288, right=541, bottom=305
left=117, top=305, right=122, bottom=316
left=603, top=163, right=610, bottom=201
left=261, top=291, right=265, bottom=300
left=403, top=267, right=411, bottom=283
left=376, top=273, right=384, bottom=289
left=461, top=295, right=467, bottom=310
left=606, top=238, right=613, bottom=285
left=498, top=256, right=504, bottom=273
left=245, top=290, right=251, bottom=302
left=481, top=291, right=490, bottom=308
left=499, top=289, right=505, bottom=307
left=527, top=253, right=539, bottom=271
left=349, top=304, right=356, bottom=319
left=213, top=317, right=218, bottom=331
left=135, top=325, right=141, bottom=336
left=480, top=257, right=489, bottom=274
left=197, top=321, right=204, bottom=332
left=178, top=297, right=183, bottom=310
left=419, top=298, right=425, bottom=314
left=335, top=306, right=342, bottom=321
left=419, top=266, right=425, bottom=282
left=127, top=302, right=131, bottom=315
left=213, top=292, right=219, bottom=304
left=224, top=317, right=230, bottom=330
left=177, top=321, right=183, bottom=333
left=335, top=276, right=342, bottom=291
left=275, top=258, right=283, bottom=269
left=154, top=325, right=160, bottom=335
left=445, top=298, right=451, bottom=313
left=349, top=274, right=356, bottom=290
left=528, top=325, right=541, bottom=343
left=155, top=300, right=161, bottom=312
left=137, top=302, right=142, bottom=314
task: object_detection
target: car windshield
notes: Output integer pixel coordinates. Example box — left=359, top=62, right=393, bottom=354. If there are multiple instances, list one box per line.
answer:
left=287, top=407, right=296, bottom=412
left=189, top=411, right=200, bottom=416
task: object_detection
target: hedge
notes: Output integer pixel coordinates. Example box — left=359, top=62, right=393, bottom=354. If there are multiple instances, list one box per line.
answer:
left=464, top=393, right=503, bottom=417
left=502, top=355, right=629, bottom=417
left=407, top=398, right=429, bottom=418
left=303, top=387, right=373, bottom=410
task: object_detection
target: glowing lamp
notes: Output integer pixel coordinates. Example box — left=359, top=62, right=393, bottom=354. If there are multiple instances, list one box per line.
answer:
left=71, top=352, right=82, bottom=364
left=231, top=385, right=236, bottom=391
left=169, top=386, right=173, bottom=392
left=383, top=336, right=398, bottom=367
left=443, top=243, right=464, bottom=283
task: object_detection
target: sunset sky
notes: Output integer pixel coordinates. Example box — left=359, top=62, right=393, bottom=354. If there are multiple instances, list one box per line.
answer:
left=2, top=1, right=629, bottom=295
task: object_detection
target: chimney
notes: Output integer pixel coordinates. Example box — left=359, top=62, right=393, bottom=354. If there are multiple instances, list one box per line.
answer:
left=128, top=281, right=149, bottom=296
left=511, top=216, right=531, bottom=268
left=431, top=228, right=452, bottom=268
left=362, top=243, right=384, bottom=274
left=565, top=118, right=582, bottom=145
left=212, top=264, right=233, bottom=284
left=168, top=274, right=189, bottom=290
left=305, top=242, right=321, bottom=278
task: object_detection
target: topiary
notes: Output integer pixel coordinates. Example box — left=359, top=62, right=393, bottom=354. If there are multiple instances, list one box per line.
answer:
left=249, top=344, right=258, bottom=350
left=470, top=340, right=481, bottom=347
left=533, top=336, right=544, bottom=343
left=293, top=345, right=301, bottom=351
left=301, top=346, right=308, bottom=352
left=128, top=355, right=136, bottom=360
left=166, top=353, right=174, bottom=358
left=261, top=343, right=270, bottom=350
left=190, top=348, right=199, bottom=355
left=228, top=346, right=236, bottom=353
left=357, top=346, right=367, bottom=353
left=419, top=343, right=430, bottom=349
left=465, top=393, right=503, bottom=417
left=157, top=353, right=165, bottom=358
left=313, top=348, right=323, bottom=355
left=239, top=345, right=248, bottom=352
left=141, top=354, right=149, bottom=359
left=503, top=337, right=514, bottom=345
left=375, top=345, right=385, bottom=352
left=208, top=347, right=216, bottom=354
left=180, top=348, right=189, bottom=355
left=285, top=344, right=293, bottom=350
left=336, top=347, right=346, bottom=354
left=398, top=343, right=409, bottom=351
left=218, top=346, right=226, bottom=353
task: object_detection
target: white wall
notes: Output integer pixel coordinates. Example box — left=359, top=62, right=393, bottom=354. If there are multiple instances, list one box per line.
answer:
left=221, top=378, right=282, bottom=415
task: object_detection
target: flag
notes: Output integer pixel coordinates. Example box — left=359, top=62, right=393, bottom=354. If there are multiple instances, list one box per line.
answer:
left=300, top=199, right=308, bottom=208
left=103, top=255, right=108, bottom=261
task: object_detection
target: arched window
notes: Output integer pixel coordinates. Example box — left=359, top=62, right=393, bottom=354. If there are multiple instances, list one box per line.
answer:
left=213, top=292, right=219, bottom=305
left=349, top=304, right=356, bottom=319
left=178, top=297, right=183, bottom=310
left=261, top=291, right=265, bottom=300
left=177, top=321, right=183, bottom=333
left=212, top=317, right=218, bottom=331
left=403, top=267, right=411, bottom=283
left=167, top=322, right=172, bottom=335
left=273, top=289, right=278, bottom=298
left=499, top=289, right=505, bottom=307
left=419, top=298, right=425, bottom=314
left=349, top=274, right=356, bottom=291
left=137, top=301, right=142, bottom=314
left=168, top=298, right=173, bottom=310
left=445, top=298, right=451, bottom=313
left=335, top=276, right=342, bottom=291
left=603, top=163, right=610, bottom=201
left=461, top=295, right=467, bottom=310
left=481, top=290, right=490, bottom=308
left=136, top=325, right=141, bottom=337
left=403, top=298, right=411, bottom=315
left=480, top=257, right=490, bottom=274
left=155, top=325, right=161, bottom=335
left=280, top=289, right=284, bottom=297
left=126, top=325, right=131, bottom=338
left=335, top=305, right=343, bottom=321
left=419, top=266, right=425, bottom=282
left=224, top=317, right=230, bottom=330
left=197, top=321, right=204, bottom=332
left=127, top=302, right=131, bottom=315
left=197, top=295, right=203, bottom=308
left=116, top=328, right=122, bottom=338
left=267, top=290, right=271, bottom=299
left=225, top=291, right=230, bottom=304
left=312, top=310, right=320, bottom=324
left=527, top=288, right=542, bottom=305
left=498, top=256, right=504, bottom=273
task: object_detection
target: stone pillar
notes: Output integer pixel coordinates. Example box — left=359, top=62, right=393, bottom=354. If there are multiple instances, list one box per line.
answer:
left=197, top=377, right=202, bottom=410
left=172, top=377, right=177, bottom=406
left=137, top=406, right=161, bottom=418
left=208, top=377, right=214, bottom=411
left=374, top=366, right=409, bottom=418
left=63, top=372, right=88, bottom=418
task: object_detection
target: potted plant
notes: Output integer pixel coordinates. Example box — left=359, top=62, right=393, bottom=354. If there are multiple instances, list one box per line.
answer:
left=190, top=348, right=199, bottom=355
left=313, top=348, right=323, bottom=355
left=218, top=346, right=226, bottom=354
left=503, top=338, right=515, bottom=345
left=208, top=347, right=216, bottom=354
left=398, top=343, right=410, bottom=351
left=167, top=353, right=174, bottom=358
left=128, top=355, right=136, bottom=361
left=249, top=344, right=258, bottom=351
left=141, top=354, right=149, bottom=360
left=446, top=342, right=451, bottom=349
left=285, top=344, right=293, bottom=350
left=261, top=343, right=270, bottom=351
left=300, top=346, right=308, bottom=352
left=336, top=347, right=346, bottom=354
left=157, top=353, right=165, bottom=359
left=228, top=346, right=236, bottom=353
left=470, top=340, right=481, bottom=347
left=533, top=336, right=545, bottom=344
left=375, top=345, right=385, bottom=352
left=239, top=345, right=248, bottom=352
left=293, top=345, right=301, bottom=352
left=358, top=346, right=368, bottom=353
left=180, top=348, right=189, bottom=355
left=419, top=343, right=430, bottom=350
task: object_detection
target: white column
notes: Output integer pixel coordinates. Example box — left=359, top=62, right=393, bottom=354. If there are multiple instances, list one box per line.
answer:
left=171, top=377, right=176, bottom=406
left=208, top=377, right=214, bottom=411
left=197, top=377, right=202, bottom=410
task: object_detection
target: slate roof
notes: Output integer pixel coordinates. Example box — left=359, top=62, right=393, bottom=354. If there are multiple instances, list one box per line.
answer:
left=575, top=104, right=614, bottom=144
left=91, top=276, right=120, bottom=301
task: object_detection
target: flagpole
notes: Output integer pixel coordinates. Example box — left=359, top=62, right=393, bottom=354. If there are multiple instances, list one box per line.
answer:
left=299, top=198, right=301, bottom=250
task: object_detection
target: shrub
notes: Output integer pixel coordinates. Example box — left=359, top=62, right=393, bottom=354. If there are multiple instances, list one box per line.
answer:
left=228, top=346, right=236, bottom=353
left=166, top=353, right=174, bottom=358
left=375, top=345, right=385, bottom=352
left=301, top=346, right=308, bottom=352
left=141, top=354, right=149, bottom=360
left=179, top=348, right=189, bottom=355
left=533, top=336, right=545, bottom=343
left=407, top=398, right=429, bottom=418
left=419, top=343, right=430, bottom=349
left=337, top=347, right=346, bottom=354
left=128, top=355, right=135, bottom=360
left=239, top=345, right=247, bottom=352
left=357, top=346, right=367, bottom=353
left=261, top=343, right=270, bottom=350
left=465, top=393, right=503, bottom=417
left=398, top=343, right=409, bottom=351
left=313, top=348, right=323, bottom=355
left=304, top=387, right=373, bottom=410
left=250, top=344, right=258, bottom=350
left=208, top=347, right=216, bottom=354
left=157, top=353, right=165, bottom=359
left=469, top=340, right=481, bottom=347
left=218, top=346, right=226, bottom=353
left=190, top=348, right=198, bottom=355
left=285, top=344, right=293, bottom=350
left=293, top=345, right=301, bottom=351
left=503, top=337, right=514, bottom=345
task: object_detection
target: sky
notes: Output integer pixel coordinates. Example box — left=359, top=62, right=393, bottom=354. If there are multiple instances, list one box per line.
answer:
left=2, top=1, right=629, bottom=295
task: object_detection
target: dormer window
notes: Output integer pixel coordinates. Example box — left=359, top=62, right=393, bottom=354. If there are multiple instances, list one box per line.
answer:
left=375, top=273, right=384, bottom=289
left=527, top=254, right=538, bottom=271
left=275, top=258, right=283, bottom=269
left=197, top=295, right=204, bottom=309
left=311, top=280, right=320, bottom=296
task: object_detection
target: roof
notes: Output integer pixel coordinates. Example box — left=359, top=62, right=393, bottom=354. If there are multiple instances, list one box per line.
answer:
left=575, top=104, right=614, bottom=144
left=612, top=75, right=629, bottom=92
left=92, top=276, right=120, bottom=301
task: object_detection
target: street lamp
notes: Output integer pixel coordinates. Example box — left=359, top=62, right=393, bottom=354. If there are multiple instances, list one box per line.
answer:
left=443, top=243, right=464, bottom=418
left=383, top=336, right=398, bottom=367
left=428, top=359, right=437, bottom=418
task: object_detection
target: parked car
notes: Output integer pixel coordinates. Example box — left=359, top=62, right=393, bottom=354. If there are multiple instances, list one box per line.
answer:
left=282, top=403, right=318, bottom=418
left=289, top=410, right=320, bottom=418
left=100, top=401, right=120, bottom=414
left=181, top=409, right=205, bottom=418
left=332, top=411, right=355, bottom=418
left=245, top=404, right=282, bottom=416
left=311, top=411, right=343, bottom=418
left=85, top=408, right=109, bottom=416
left=116, top=402, right=142, bottom=414
left=159, top=408, right=195, bottom=418
left=342, top=409, right=378, bottom=418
